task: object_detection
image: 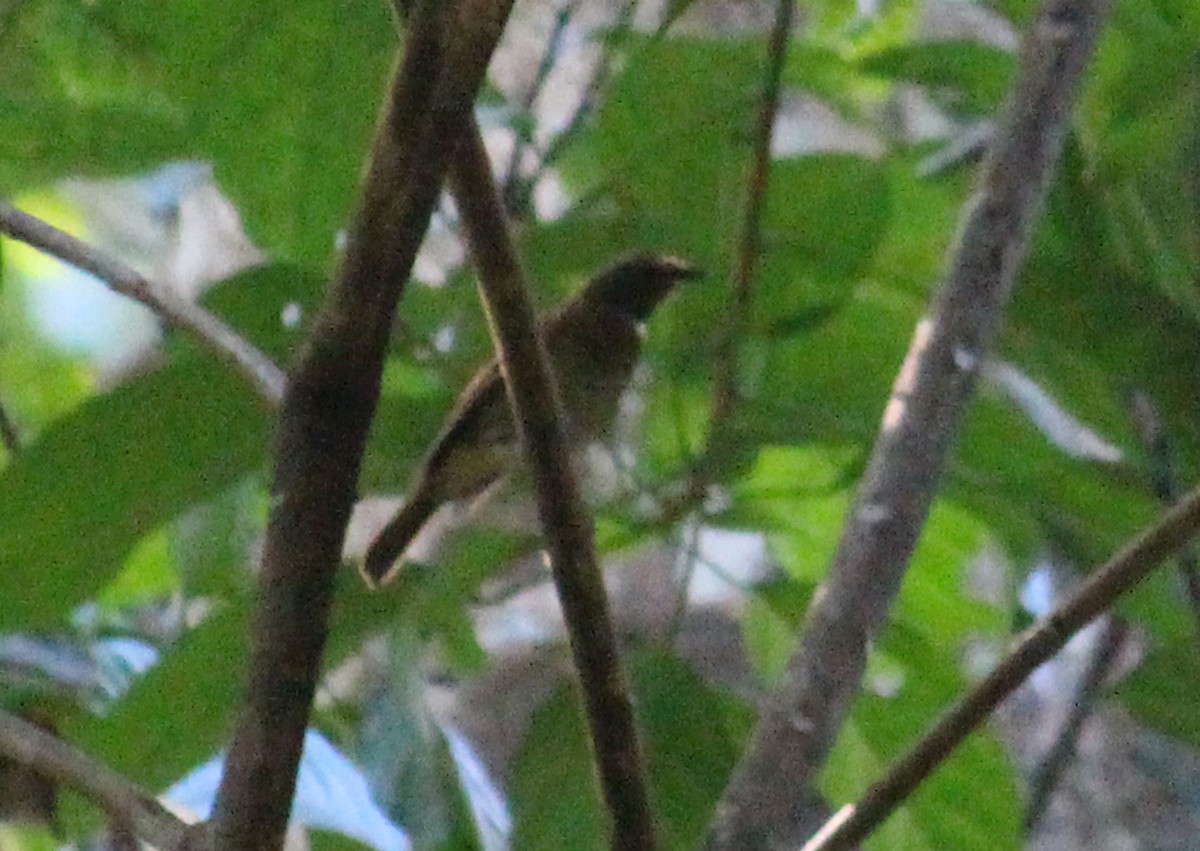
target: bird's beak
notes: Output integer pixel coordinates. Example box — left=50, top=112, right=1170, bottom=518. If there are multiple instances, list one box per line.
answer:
left=659, top=256, right=705, bottom=281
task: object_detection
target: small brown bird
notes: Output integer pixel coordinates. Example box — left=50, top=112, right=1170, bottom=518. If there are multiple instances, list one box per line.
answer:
left=362, top=253, right=702, bottom=586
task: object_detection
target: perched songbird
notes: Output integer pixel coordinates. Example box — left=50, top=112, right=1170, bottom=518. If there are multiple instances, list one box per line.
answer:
left=362, top=253, right=702, bottom=586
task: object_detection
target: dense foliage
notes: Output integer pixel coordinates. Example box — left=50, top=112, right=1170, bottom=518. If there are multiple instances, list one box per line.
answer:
left=1, top=0, right=1198, bottom=848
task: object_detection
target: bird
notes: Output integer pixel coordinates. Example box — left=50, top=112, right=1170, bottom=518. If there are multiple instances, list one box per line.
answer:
left=361, top=253, right=702, bottom=586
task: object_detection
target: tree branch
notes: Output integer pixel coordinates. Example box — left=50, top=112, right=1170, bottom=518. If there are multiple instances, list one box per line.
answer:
left=708, top=0, right=792, bottom=436
left=208, top=0, right=514, bottom=848
left=706, top=0, right=1112, bottom=846
left=500, top=0, right=581, bottom=216
left=448, top=119, right=658, bottom=850
left=522, top=0, right=637, bottom=207
left=673, top=0, right=793, bottom=639
left=1024, top=616, right=1126, bottom=831
left=801, top=484, right=1200, bottom=851
left=0, top=200, right=286, bottom=409
left=1128, top=389, right=1200, bottom=639
left=0, top=709, right=196, bottom=851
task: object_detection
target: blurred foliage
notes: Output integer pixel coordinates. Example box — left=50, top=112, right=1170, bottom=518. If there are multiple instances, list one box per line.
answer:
left=1, top=0, right=1199, bottom=848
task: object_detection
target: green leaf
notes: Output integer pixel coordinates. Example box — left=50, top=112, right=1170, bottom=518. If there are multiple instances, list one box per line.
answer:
left=67, top=602, right=248, bottom=798
left=764, top=153, right=891, bottom=288
left=356, top=625, right=482, bottom=850
left=0, top=356, right=270, bottom=630
left=738, top=443, right=1006, bottom=651
left=742, top=588, right=802, bottom=686
left=631, top=650, right=751, bottom=849
left=1117, top=635, right=1200, bottom=748
left=2, top=0, right=395, bottom=265
left=858, top=41, right=1016, bottom=113
left=593, top=36, right=761, bottom=260
left=510, top=686, right=606, bottom=851
left=898, top=500, right=1006, bottom=647
left=198, top=262, right=329, bottom=363
left=510, top=652, right=753, bottom=851
left=782, top=45, right=863, bottom=114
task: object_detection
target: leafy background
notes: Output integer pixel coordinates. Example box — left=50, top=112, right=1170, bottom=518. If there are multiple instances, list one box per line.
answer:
left=2, top=0, right=1199, bottom=848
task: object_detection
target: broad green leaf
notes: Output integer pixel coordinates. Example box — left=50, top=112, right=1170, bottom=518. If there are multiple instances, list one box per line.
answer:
left=897, top=500, right=1004, bottom=647
left=2, top=0, right=394, bottom=265
left=0, top=262, right=320, bottom=630
left=1117, top=634, right=1200, bottom=748
left=631, top=650, right=751, bottom=849
left=66, top=602, right=248, bottom=799
left=782, top=45, right=864, bottom=114
left=356, top=625, right=482, bottom=850
left=1120, top=568, right=1197, bottom=645
left=594, top=37, right=761, bottom=260
left=763, top=152, right=888, bottom=282
left=0, top=356, right=270, bottom=630
left=858, top=41, right=1016, bottom=113
left=511, top=652, right=752, bottom=851
left=742, top=584, right=807, bottom=686
left=170, top=476, right=265, bottom=599
left=510, top=686, right=606, bottom=851
left=199, top=262, right=328, bottom=363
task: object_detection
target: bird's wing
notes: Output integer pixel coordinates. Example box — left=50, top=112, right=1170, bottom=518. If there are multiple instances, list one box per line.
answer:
left=422, top=358, right=515, bottom=497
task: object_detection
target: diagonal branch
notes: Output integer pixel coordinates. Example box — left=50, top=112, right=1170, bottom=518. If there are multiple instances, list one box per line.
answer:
left=1024, top=615, right=1126, bottom=831
left=0, top=709, right=196, bottom=851
left=801, top=483, right=1200, bottom=851
left=708, top=0, right=793, bottom=434
left=523, top=0, right=637, bottom=205
left=500, top=0, right=581, bottom=216
left=0, top=200, right=286, bottom=409
left=448, top=119, right=657, bottom=850
left=1128, top=389, right=1200, bottom=639
left=706, top=0, right=1113, bottom=846
left=673, top=0, right=793, bottom=637
left=208, top=0, right=515, bottom=848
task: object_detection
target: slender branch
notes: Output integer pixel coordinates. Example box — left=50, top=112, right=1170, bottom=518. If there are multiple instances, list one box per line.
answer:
left=1024, top=616, right=1126, bottom=831
left=448, top=119, right=657, bottom=851
left=708, top=0, right=792, bottom=434
left=0, top=200, right=285, bottom=409
left=208, top=0, right=515, bottom=848
left=672, top=0, right=793, bottom=637
left=524, top=0, right=637, bottom=201
left=500, top=0, right=581, bottom=216
left=706, top=1, right=1112, bottom=846
left=0, top=394, right=20, bottom=456
left=0, top=709, right=195, bottom=851
left=800, top=485, right=1200, bottom=851
left=1128, top=389, right=1200, bottom=638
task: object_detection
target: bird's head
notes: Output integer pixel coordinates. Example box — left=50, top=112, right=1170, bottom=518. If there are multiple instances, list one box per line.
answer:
left=581, top=253, right=703, bottom=322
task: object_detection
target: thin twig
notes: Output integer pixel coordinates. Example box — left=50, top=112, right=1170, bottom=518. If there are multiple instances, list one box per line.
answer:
left=706, top=0, right=1112, bottom=846
left=524, top=0, right=637, bottom=199
left=1128, top=389, right=1200, bottom=638
left=800, top=485, right=1200, bottom=851
left=0, top=200, right=285, bottom=409
left=708, top=0, right=793, bottom=433
left=0, top=709, right=195, bottom=851
left=0, top=394, right=20, bottom=456
left=1024, top=616, right=1126, bottom=831
left=501, top=0, right=581, bottom=216
left=448, top=118, right=658, bottom=851
left=208, top=1, right=515, bottom=848
left=669, top=520, right=704, bottom=640
left=670, top=0, right=793, bottom=628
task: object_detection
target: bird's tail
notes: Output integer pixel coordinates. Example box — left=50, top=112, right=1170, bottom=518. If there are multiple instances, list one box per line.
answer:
left=361, top=489, right=439, bottom=587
